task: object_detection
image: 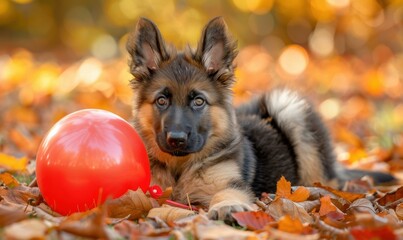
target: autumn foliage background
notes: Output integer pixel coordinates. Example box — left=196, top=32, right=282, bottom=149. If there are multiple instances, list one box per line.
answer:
left=0, top=0, right=403, bottom=238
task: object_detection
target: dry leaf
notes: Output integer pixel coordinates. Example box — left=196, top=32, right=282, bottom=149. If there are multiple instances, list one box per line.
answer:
left=0, top=203, right=27, bottom=227
left=0, top=185, right=42, bottom=206
left=276, top=176, right=310, bottom=202
left=314, top=182, right=365, bottom=202
left=232, top=211, right=274, bottom=230
left=319, top=195, right=344, bottom=218
left=277, top=215, right=304, bottom=234
left=297, top=200, right=320, bottom=213
left=266, top=226, right=320, bottom=240
left=348, top=198, right=376, bottom=213
left=350, top=225, right=397, bottom=240
left=0, top=172, right=20, bottom=188
left=58, top=206, right=108, bottom=238
left=396, top=203, right=403, bottom=220
left=147, top=205, right=195, bottom=223
left=194, top=217, right=258, bottom=239
left=267, top=198, right=313, bottom=224
left=106, top=189, right=155, bottom=220
left=289, top=186, right=310, bottom=202
left=276, top=176, right=292, bottom=199
left=4, top=219, right=48, bottom=239
left=0, top=153, right=28, bottom=172
left=377, top=186, right=403, bottom=206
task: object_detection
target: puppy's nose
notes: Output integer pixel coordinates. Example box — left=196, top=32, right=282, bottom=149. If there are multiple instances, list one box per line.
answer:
left=167, top=131, right=188, bottom=149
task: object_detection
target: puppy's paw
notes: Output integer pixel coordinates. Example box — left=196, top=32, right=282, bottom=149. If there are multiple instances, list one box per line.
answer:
left=208, top=200, right=253, bottom=223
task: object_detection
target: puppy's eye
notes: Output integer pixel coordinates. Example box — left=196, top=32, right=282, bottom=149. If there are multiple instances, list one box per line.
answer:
left=156, top=96, right=169, bottom=108
left=193, top=97, right=205, bottom=108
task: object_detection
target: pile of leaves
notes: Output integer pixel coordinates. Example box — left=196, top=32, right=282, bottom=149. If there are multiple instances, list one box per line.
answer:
left=1, top=172, right=402, bottom=239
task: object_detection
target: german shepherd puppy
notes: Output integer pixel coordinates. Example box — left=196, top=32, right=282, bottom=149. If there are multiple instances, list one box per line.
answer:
left=127, top=17, right=394, bottom=221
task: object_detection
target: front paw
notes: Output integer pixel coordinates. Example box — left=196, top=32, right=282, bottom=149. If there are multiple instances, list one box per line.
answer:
left=208, top=200, right=252, bottom=223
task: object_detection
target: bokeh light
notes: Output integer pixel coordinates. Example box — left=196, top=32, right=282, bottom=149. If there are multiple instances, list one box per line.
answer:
left=0, top=0, right=401, bottom=166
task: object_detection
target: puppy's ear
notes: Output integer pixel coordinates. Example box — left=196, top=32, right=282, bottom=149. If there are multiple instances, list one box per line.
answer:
left=127, top=18, right=169, bottom=77
left=194, top=17, right=237, bottom=74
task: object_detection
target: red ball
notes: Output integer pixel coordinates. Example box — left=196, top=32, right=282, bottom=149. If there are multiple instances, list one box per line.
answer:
left=36, top=109, right=150, bottom=215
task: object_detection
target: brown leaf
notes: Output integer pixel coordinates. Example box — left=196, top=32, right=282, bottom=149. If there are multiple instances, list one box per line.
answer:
left=267, top=198, right=313, bottom=224
left=58, top=206, right=108, bottom=238
left=0, top=203, right=27, bottom=227
left=396, top=203, right=403, bottom=220
left=0, top=172, right=20, bottom=188
left=106, top=189, right=155, bottom=220
left=297, top=200, right=320, bottom=213
left=147, top=205, right=195, bottom=223
left=0, top=185, right=42, bottom=206
left=232, top=211, right=274, bottom=230
left=377, top=186, right=403, bottom=206
left=4, top=219, right=48, bottom=239
left=348, top=198, right=376, bottom=213
left=314, top=182, right=365, bottom=202
left=113, top=220, right=140, bottom=239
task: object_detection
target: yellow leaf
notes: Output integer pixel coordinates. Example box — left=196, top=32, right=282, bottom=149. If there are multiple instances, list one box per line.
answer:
left=147, top=205, right=195, bottom=223
left=0, top=153, right=28, bottom=172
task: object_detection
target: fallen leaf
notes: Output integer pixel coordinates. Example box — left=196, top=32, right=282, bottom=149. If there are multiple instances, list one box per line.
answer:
left=0, top=172, right=20, bottom=188
left=194, top=217, right=258, bottom=239
left=267, top=198, right=313, bottom=224
left=276, top=176, right=292, bottom=199
left=289, top=186, right=310, bottom=202
left=58, top=206, right=108, bottom=238
left=277, top=215, right=304, bottom=234
left=0, top=185, right=42, bottom=206
left=377, top=186, right=403, bottom=206
left=4, top=219, right=48, bottom=239
left=348, top=198, right=376, bottom=213
left=350, top=225, right=397, bottom=240
left=276, top=176, right=310, bottom=202
left=106, top=189, right=155, bottom=220
left=232, top=211, right=274, bottom=230
left=147, top=205, right=195, bottom=223
left=0, top=203, right=27, bottom=227
left=319, top=195, right=344, bottom=219
left=113, top=220, right=139, bottom=239
left=396, top=203, right=403, bottom=220
left=0, top=153, right=28, bottom=172
left=314, top=182, right=365, bottom=202
left=297, top=200, right=320, bottom=213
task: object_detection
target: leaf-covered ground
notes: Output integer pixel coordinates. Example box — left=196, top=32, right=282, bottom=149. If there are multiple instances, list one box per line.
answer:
left=1, top=172, right=403, bottom=239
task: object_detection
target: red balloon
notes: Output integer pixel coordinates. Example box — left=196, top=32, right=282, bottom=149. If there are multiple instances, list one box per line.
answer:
left=36, top=109, right=150, bottom=215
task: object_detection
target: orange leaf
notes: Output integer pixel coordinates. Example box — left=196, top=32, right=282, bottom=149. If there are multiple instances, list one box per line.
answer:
left=314, top=182, right=365, bottom=202
left=0, top=172, right=20, bottom=188
left=289, top=186, right=310, bottom=202
left=232, top=211, right=274, bottom=230
left=277, top=215, right=304, bottom=234
left=276, top=176, right=291, bottom=199
left=319, top=195, right=338, bottom=217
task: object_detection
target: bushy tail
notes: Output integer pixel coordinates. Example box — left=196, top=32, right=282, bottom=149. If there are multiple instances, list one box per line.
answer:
left=237, top=89, right=339, bottom=186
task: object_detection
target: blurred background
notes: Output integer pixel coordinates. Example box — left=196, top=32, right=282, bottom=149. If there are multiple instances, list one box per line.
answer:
left=0, top=0, right=402, bottom=177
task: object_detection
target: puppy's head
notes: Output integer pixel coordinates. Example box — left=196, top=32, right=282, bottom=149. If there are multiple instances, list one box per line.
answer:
left=127, top=17, right=237, bottom=160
